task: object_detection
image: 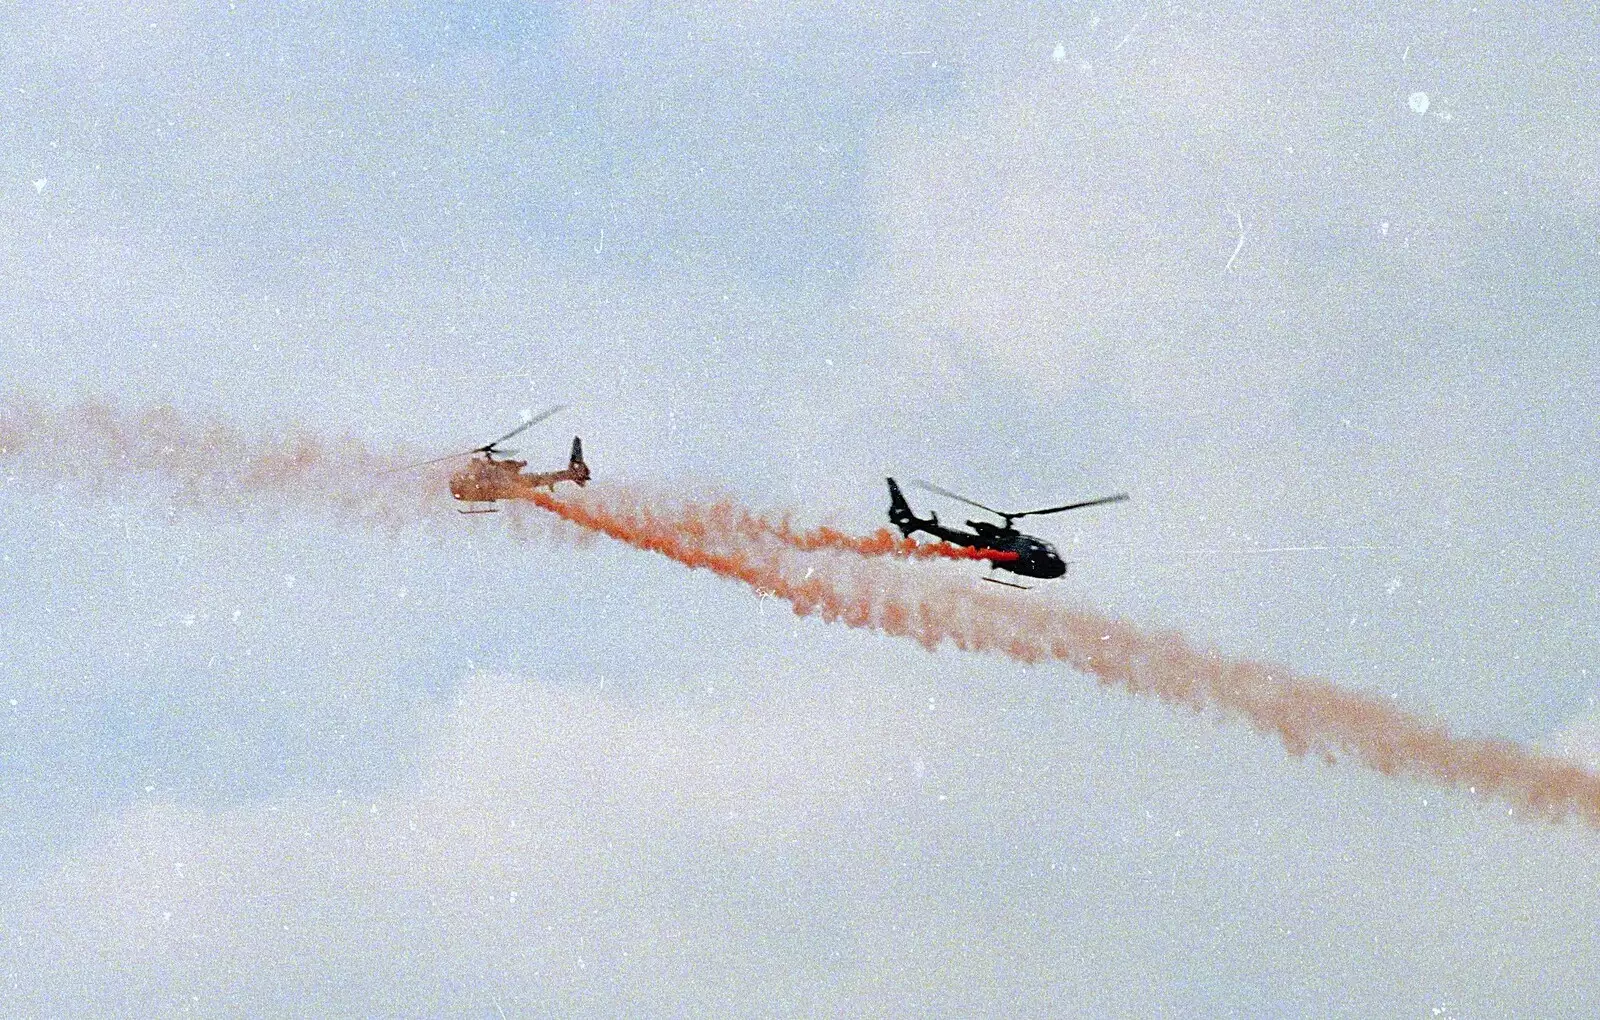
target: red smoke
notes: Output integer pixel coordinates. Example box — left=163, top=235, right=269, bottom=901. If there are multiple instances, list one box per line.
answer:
left=514, top=484, right=1600, bottom=827
left=6, top=398, right=1600, bottom=825
left=0, top=397, right=441, bottom=526
left=595, top=492, right=1017, bottom=564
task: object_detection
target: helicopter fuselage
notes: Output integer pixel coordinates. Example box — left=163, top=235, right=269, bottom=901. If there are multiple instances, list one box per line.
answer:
left=449, top=439, right=591, bottom=506
left=912, top=515, right=1067, bottom=579
left=887, top=479, right=1067, bottom=579
left=449, top=456, right=530, bottom=503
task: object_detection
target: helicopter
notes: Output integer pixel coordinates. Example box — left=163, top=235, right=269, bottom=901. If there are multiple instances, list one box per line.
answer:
left=886, top=477, right=1127, bottom=587
left=396, top=406, right=590, bottom=513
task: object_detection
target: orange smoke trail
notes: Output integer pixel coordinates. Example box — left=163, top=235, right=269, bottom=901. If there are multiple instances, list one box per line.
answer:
left=642, top=498, right=1017, bottom=564
left=0, top=397, right=443, bottom=526
left=8, top=398, right=1600, bottom=824
left=517, top=484, right=1600, bottom=827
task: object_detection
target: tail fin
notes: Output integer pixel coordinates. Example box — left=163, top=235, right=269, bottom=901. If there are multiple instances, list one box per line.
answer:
left=887, top=477, right=919, bottom=537
left=569, top=436, right=591, bottom=486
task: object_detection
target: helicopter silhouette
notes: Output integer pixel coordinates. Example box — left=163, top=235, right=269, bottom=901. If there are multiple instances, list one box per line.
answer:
left=887, top=477, right=1127, bottom=587
left=396, top=406, right=590, bottom=513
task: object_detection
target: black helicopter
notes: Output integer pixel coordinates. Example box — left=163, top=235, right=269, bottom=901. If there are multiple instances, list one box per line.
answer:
left=887, top=478, right=1127, bottom=587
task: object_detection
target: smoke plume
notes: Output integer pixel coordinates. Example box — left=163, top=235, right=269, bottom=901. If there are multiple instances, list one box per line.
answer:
left=514, top=484, right=1600, bottom=827
left=0, top=397, right=443, bottom=526
left=629, top=496, right=1017, bottom=564
left=5, top=397, right=1598, bottom=825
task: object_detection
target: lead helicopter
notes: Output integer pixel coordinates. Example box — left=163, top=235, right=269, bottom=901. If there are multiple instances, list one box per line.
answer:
left=396, top=405, right=590, bottom=513
left=887, top=477, right=1127, bottom=588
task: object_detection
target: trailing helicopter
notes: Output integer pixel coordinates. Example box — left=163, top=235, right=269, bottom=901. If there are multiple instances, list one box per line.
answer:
left=887, top=477, right=1127, bottom=588
left=395, top=406, right=590, bottom=513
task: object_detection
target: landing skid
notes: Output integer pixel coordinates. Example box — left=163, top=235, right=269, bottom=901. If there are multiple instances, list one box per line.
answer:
left=457, top=505, right=500, bottom=515
left=983, top=576, right=1032, bottom=590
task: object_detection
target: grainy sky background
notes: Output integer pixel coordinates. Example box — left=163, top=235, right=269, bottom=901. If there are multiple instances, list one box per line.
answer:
left=2, top=2, right=1598, bottom=1015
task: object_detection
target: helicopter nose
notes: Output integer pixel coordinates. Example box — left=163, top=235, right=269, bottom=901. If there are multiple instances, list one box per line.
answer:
left=1040, top=547, right=1068, bottom=578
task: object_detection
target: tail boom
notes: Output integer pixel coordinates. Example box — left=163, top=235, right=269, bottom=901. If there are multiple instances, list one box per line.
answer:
left=519, top=436, right=590, bottom=490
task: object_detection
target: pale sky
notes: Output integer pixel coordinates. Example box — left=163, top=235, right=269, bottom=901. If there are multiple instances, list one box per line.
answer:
left=3, top=3, right=1599, bottom=1015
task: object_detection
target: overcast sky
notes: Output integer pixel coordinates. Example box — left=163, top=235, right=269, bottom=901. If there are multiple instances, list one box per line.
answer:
left=3, top=2, right=1599, bottom=1015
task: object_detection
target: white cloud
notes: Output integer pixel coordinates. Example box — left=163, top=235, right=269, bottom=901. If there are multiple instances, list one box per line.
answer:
left=3, top=3, right=1600, bottom=1013
left=864, top=8, right=1600, bottom=402
left=851, top=5, right=1600, bottom=731
left=7, top=665, right=1600, bottom=1014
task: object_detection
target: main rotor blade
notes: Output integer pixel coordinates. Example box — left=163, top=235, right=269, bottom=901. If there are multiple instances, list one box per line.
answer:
left=480, top=404, right=567, bottom=451
left=1014, top=492, right=1130, bottom=518
left=378, top=449, right=474, bottom=475
left=909, top=479, right=1007, bottom=518
left=381, top=405, right=566, bottom=474
left=912, top=480, right=1128, bottom=521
